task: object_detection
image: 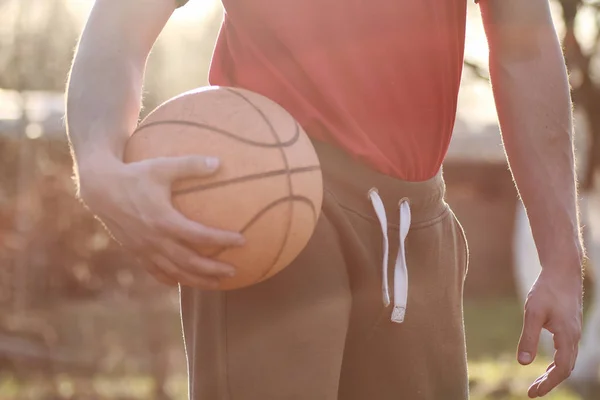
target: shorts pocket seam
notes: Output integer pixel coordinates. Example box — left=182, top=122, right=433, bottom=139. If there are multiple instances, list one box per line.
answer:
left=450, top=210, right=469, bottom=280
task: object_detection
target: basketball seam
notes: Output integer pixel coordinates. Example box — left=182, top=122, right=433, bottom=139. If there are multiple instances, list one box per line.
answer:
left=172, top=165, right=321, bottom=196
left=133, top=119, right=300, bottom=148
left=223, top=88, right=296, bottom=280
left=208, top=195, right=318, bottom=259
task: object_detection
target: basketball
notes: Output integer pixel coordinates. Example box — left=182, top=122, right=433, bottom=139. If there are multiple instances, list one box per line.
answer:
left=124, top=86, right=323, bottom=290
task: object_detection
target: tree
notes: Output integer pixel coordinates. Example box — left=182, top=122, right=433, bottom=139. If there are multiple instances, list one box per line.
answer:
left=0, top=0, right=78, bottom=92
left=559, top=0, right=600, bottom=191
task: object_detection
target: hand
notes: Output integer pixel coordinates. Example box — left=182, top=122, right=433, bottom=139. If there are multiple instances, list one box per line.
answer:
left=78, top=154, right=245, bottom=289
left=517, top=267, right=583, bottom=398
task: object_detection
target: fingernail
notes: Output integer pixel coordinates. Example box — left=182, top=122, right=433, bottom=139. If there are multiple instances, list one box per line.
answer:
left=235, top=235, right=246, bottom=246
left=225, top=268, right=236, bottom=277
left=519, top=352, right=533, bottom=364
left=205, top=157, right=220, bottom=170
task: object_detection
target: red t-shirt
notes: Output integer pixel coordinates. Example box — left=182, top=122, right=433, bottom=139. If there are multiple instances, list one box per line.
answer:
left=189, top=0, right=468, bottom=181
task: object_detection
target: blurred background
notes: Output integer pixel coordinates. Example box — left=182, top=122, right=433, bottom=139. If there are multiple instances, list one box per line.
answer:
left=1, top=0, right=600, bottom=399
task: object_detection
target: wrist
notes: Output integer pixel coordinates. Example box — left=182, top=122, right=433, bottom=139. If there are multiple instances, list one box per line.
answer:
left=74, top=149, right=126, bottom=199
left=67, top=120, right=132, bottom=180
left=539, top=238, right=584, bottom=277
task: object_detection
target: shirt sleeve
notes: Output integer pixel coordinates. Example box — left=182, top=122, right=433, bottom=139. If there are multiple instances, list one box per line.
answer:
left=175, top=0, right=189, bottom=8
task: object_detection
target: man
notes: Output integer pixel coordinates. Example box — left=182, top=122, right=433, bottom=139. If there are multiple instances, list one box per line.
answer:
left=65, top=0, right=584, bottom=398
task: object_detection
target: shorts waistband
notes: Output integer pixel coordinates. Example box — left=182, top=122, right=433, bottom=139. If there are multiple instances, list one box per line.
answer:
left=311, top=139, right=448, bottom=226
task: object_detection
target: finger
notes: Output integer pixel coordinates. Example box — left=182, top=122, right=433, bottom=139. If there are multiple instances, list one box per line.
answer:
left=535, top=333, right=574, bottom=396
left=134, top=254, right=178, bottom=286
left=531, top=366, right=561, bottom=398
left=160, top=211, right=245, bottom=247
left=145, top=155, right=221, bottom=183
left=553, top=330, right=574, bottom=372
left=145, top=261, right=179, bottom=286
left=151, top=253, right=221, bottom=290
left=528, top=372, right=547, bottom=398
left=518, top=307, right=545, bottom=365
left=158, top=238, right=237, bottom=278
left=526, top=363, right=556, bottom=398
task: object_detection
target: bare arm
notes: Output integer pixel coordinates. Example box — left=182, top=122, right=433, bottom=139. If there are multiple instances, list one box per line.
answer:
left=65, top=0, right=244, bottom=289
left=481, top=0, right=582, bottom=270
left=66, top=0, right=176, bottom=176
left=480, top=0, right=583, bottom=397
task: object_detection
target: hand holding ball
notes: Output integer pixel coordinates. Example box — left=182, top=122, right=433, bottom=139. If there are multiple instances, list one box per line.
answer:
left=124, top=87, right=323, bottom=290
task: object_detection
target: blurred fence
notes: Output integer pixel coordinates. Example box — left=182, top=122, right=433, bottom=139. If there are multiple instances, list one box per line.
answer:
left=0, top=108, right=184, bottom=399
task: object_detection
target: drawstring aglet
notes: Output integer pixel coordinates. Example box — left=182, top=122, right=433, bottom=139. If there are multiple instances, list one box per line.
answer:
left=391, top=306, right=406, bottom=323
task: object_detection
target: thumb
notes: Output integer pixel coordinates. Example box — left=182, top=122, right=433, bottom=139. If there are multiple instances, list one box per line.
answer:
left=146, top=155, right=221, bottom=182
left=518, top=306, right=544, bottom=365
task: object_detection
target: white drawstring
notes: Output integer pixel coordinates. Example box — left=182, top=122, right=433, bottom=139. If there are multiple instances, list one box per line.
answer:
left=368, top=189, right=391, bottom=307
left=368, top=188, right=412, bottom=324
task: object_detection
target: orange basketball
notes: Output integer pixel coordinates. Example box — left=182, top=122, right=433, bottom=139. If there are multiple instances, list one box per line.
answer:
left=124, top=86, right=323, bottom=290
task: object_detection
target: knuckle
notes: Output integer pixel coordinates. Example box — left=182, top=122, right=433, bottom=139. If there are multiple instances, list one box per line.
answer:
left=568, top=332, right=580, bottom=344
left=139, top=212, right=159, bottom=230
left=173, top=244, right=194, bottom=261
left=159, top=213, right=195, bottom=237
left=561, top=327, right=579, bottom=343
left=174, top=258, right=197, bottom=274
left=158, top=246, right=179, bottom=264
left=524, top=292, right=536, bottom=306
left=145, top=264, right=170, bottom=282
left=525, top=307, right=542, bottom=319
left=558, top=370, right=571, bottom=381
left=556, top=366, right=570, bottom=378
left=130, top=160, right=154, bottom=181
left=144, top=158, right=165, bottom=176
left=153, top=216, right=176, bottom=232
left=187, top=256, right=204, bottom=269
left=173, top=253, right=198, bottom=272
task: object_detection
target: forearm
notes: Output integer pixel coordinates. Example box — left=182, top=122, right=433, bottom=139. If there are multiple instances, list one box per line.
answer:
left=488, top=27, right=583, bottom=271
left=66, top=47, right=145, bottom=169
left=65, top=0, right=174, bottom=179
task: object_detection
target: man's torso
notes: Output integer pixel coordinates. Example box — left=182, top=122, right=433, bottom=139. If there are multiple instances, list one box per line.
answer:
left=206, top=0, right=469, bottom=181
